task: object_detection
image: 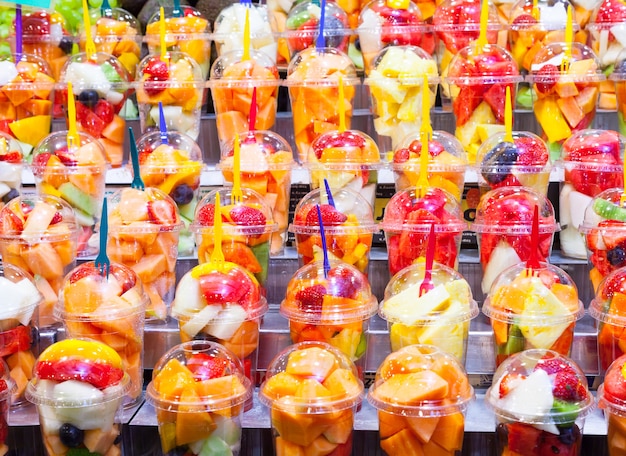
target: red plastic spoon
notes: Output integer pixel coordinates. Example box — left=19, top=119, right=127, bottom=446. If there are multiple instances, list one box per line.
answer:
left=526, top=205, right=541, bottom=271
left=419, top=223, right=436, bottom=296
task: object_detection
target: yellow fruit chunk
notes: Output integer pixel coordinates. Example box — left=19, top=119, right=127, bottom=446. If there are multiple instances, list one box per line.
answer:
left=8, top=115, right=51, bottom=146
left=371, top=371, right=449, bottom=405
left=534, top=98, right=571, bottom=143
left=285, top=347, right=337, bottom=380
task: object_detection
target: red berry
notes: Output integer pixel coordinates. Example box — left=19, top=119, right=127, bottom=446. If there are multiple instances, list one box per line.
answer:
left=197, top=204, right=216, bottom=226
left=55, top=148, right=78, bottom=166
left=229, top=205, right=267, bottom=226
left=187, top=354, right=230, bottom=380
left=511, top=13, right=538, bottom=27
left=601, top=268, right=626, bottom=299
left=552, top=371, right=587, bottom=402
left=498, top=373, right=525, bottom=398
left=32, top=152, right=51, bottom=169
left=295, top=284, right=326, bottom=316
left=148, top=200, right=177, bottom=225
left=199, top=272, right=247, bottom=304
left=50, top=212, right=63, bottom=224
left=534, top=64, right=560, bottom=94
left=393, top=148, right=410, bottom=163
left=69, top=265, right=99, bottom=283
left=143, top=76, right=166, bottom=97
left=534, top=358, right=577, bottom=376
left=327, top=266, right=363, bottom=299
left=94, top=100, right=115, bottom=124
left=515, top=136, right=549, bottom=166
left=0, top=325, right=32, bottom=358
left=0, top=150, right=21, bottom=163
left=305, top=204, right=348, bottom=226
left=143, top=57, right=170, bottom=80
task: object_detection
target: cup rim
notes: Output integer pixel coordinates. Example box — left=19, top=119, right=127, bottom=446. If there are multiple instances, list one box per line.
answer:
left=280, top=294, right=378, bottom=324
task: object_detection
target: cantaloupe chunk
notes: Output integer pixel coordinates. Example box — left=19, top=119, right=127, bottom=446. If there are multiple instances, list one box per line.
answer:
left=216, top=111, right=248, bottom=142
left=295, top=378, right=332, bottom=399
left=101, top=115, right=126, bottom=144
left=130, top=254, right=168, bottom=284
left=108, top=238, right=145, bottom=264
left=378, top=411, right=406, bottom=439
left=43, top=434, right=68, bottom=456
left=104, top=444, right=122, bottom=456
left=306, top=436, right=338, bottom=456
left=100, top=137, right=124, bottom=168
left=271, top=406, right=327, bottom=447
left=91, top=313, right=140, bottom=339
left=285, top=347, right=337, bottom=380
left=321, top=368, right=360, bottom=398
left=54, top=239, right=77, bottom=266
left=175, top=389, right=216, bottom=445
left=430, top=412, right=465, bottom=452
left=7, top=350, right=35, bottom=382
left=20, top=99, right=52, bottom=116
left=371, top=371, right=449, bottom=405
left=152, top=358, right=196, bottom=400
left=144, top=283, right=166, bottom=320
left=275, top=436, right=305, bottom=456
left=65, top=320, right=103, bottom=337
left=380, top=427, right=424, bottom=456
left=144, top=232, right=178, bottom=271
left=0, top=101, right=16, bottom=120
left=221, top=319, right=259, bottom=359
left=20, top=242, right=63, bottom=280
left=84, top=425, right=119, bottom=454
left=1, top=85, right=34, bottom=106
left=405, top=416, right=440, bottom=444
left=430, top=357, right=469, bottom=398
left=423, top=440, right=452, bottom=456
left=195, top=374, right=247, bottom=399
left=557, top=96, right=584, bottom=129
left=321, top=410, right=353, bottom=444
left=263, top=372, right=302, bottom=398
left=9, top=363, right=29, bottom=398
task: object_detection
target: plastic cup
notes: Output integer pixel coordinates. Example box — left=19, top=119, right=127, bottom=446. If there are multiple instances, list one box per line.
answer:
left=365, top=46, right=439, bottom=153
left=209, top=49, right=280, bottom=147
left=267, top=0, right=294, bottom=64
left=486, top=349, right=593, bottom=456
left=170, top=264, right=267, bottom=385
left=259, top=341, right=364, bottom=455
left=59, top=52, right=131, bottom=168
left=598, top=354, right=626, bottom=456
left=134, top=129, right=204, bottom=257
left=285, top=47, right=359, bottom=164
left=308, top=129, right=381, bottom=210
left=0, top=360, right=14, bottom=454
left=191, top=187, right=278, bottom=288
left=472, top=186, right=559, bottom=294
left=392, top=130, right=467, bottom=200
left=367, top=345, right=474, bottom=455
left=135, top=51, right=206, bottom=141
left=559, top=129, right=624, bottom=260
left=612, top=49, right=626, bottom=136
left=0, top=131, right=24, bottom=204
left=0, top=194, right=79, bottom=327
left=290, top=187, right=378, bottom=275
left=146, top=340, right=252, bottom=455
left=381, top=187, right=467, bottom=276
left=220, top=130, right=294, bottom=256
left=106, top=187, right=184, bottom=321
left=0, top=263, right=42, bottom=407
left=483, top=261, right=584, bottom=367
left=31, top=130, right=107, bottom=257
left=25, top=338, right=131, bottom=456
left=145, top=5, right=212, bottom=79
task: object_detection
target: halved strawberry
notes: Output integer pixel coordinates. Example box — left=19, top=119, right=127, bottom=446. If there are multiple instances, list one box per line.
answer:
left=187, top=354, right=230, bottom=381
left=305, top=204, right=348, bottom=226
left=498, top=373, right=525, bottom=398
left=148, top=200, right=177, bottom=225
left=199, top=272, right=247, bottom=304
left=229, top=205, right=267, bottom=226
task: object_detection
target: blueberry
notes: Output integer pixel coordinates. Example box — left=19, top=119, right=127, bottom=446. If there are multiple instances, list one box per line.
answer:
left=170, top=184, right=194, bottom=206
left=77, top=90, right=100, bottom=109
left=323, top=16, right=346, bottom=48
left=58, top=36, right=74, bottom=55
left=482, top=142, right=518, bottom=185
left=59, top=423, right=84, bottom=448
left=2, top=188, right=19, bottom=204
left=354, top=37, right=361, bottom=52
left=608, top=246, right=626, bottom=266
left=558, top=425, right=580, bottom=445
left=615, top=59, right=626, bottom=75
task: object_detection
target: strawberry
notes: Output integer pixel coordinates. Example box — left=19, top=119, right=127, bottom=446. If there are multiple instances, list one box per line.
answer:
left=483, top=83, right=510, bottom=123
left=516, top=136, right=549, bottom=166
left=507, top=422, right=542, bottom=454
left=0, top=150, right=21, bottom=163
left=199, top=272, right=247, bottom=304
left=534, top=358, right=577, bottom=376
left=305, top=204, right=348, bottom=226
left=499, top=373, right=525, bottom=398
left=32, top=152, right=51, bottom=169
left=600, top=268, right=626, bottom=299
left=197, top=204, right=215, bottom=226
left=552, top=371, right=587, bottom=402
left=393, top=148, right=410, bottom=163
left=50, top=212, right=63, bottom=225
left=312, top=131, right=366, bottom=158
left=187, top=354, right=230, bottom=380
left=69, top=266, right=99, bottom=283
left=55, top=148, right=77, bottom=166
left=534, top=64, right=559, bottom=94
left=295, top=284, right=326, bottom=316
left=94, top=100, right=115, bottom=124
left=229, top=205, right=267, bottom=226
left=148, top=200, right=177, bottom=225
left=453, top=84, right=483, bottom=126
left=143, top=57, right=169, bottom=80
left=511, top=13, right=538, bottom=27
left=327, top=266, right=362, bottom=299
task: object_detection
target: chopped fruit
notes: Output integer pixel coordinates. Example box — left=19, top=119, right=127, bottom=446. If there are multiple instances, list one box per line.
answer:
left=295, top=284, right=327, bottom=315
left=305, top=204, right=348, bottom=226
left=147, top=199, right=178, bottom=225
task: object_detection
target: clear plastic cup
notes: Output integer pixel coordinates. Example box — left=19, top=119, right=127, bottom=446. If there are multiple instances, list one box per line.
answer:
left=56, top=262, right=148, bottom=405
left=472, top=186, right=559, bottom=294
left=146, top=340, right=252, bottom=455
left=392, top=130, right=467, bottom=200
left=191, top=187, right=278, bottom=288
left=106, top=187, right=184, bottom=320
left=380, top=186, right=467, bottom=276
left=258, top=341, right=364, bottom=454
left=367, top=345, right=474, bottom=455
left=598, top=354, right=626, bottom=456
left=476, top=131, right=552, bottom=196
left=365, top=46, right=439, bottom=153
left=289, top=187, right=378, bottom=275
left=135, top=51, right=206, bottom=141
left=209, top=49, right=280, bottom=146
left=559, top=129, right=624, bottom=260
left=308, top=129, right=381, bottom=209
left=59, top=52, right=131, bottom=168
left=144, top=5, right=212, bottom=79
left=486, top=349, right=593, bottom=456
left=31, top=130, right=107, bottom=257
left=483, top=261, right=584, bottom=367
left=220, top=130, right=294, bottom=256
left=0, top=131, right=24, bottom=203
left=0, top=194, right=79, bottom=327
left=25, top=338, right=131, bottom=456
left=267, top=0, right=294, bottom=64
left=134, top=129, right=204, bottom=257
left=285, top=47, right=359, bottom=164
left=170, top=264, right=267, bottom=385
left=0, top=360, right=14, bottom=454
left=612, top=48, right=626, bottom=136
left=0, top=263, right=42, bottom=406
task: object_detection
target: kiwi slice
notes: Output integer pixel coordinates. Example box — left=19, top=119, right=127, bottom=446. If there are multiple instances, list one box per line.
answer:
left=593, top=197, right=626, bottom=222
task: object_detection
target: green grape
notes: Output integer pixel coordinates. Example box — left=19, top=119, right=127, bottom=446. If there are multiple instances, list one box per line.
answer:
left=0, top=7, right=15, bottom=39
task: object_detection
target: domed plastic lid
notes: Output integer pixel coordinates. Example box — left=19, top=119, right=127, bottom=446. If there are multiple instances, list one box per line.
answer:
left=379, top=262, right=478, bottom=325
left=0, top=359, right=15, bottom=402
left=136, top=51, right=205, bottom=84
left=220, top=130, right=294, bottom=172
left=146, top=5, right=211, bottom=35
left=284, top=47, right=359, bottom=86
left=580, top=188, right=626, bottom=234
left=285, top=0, right=352, bottom=45
left=560, top=129, right=625, bottom=171
left=61, top=51, right=130, bottom=95
left=0, top=130, right=24, bottom=162
left=107, top=187, right=184, bottom=232
left=280, top=260, right=378, bottom=324
left=380, top=187, right=467, bottom=233
left=209, top=49, right=279, bottom=87
left=259, top=341, right=364, bottom=413
left=446, top=44, right=522, bottom=84
left=486, top=349, right=594, bottom=425
left=359, top=0, right=425, bottom=28
left=434, top=0, right=503, bottom=32
left=86, top=7, right=140, bottom=35
left=171, top=261, right=267, bottom=321
left=472, top=187, right=559, bottom=234
left=528, top=42, right=603, bottom=83
left=191, top=187, right=278, bottom=236
left=146, top=340, right=252, bottom=411
left=509, top=0, right=578, bottom=31
left=598, top=354, right=626, bottom=413
left=308, top=130, right=382, bottom=169
left=368, top=345, right=474, bottom=415
left=26, top=338, right=131, bottom=406
left=483, top=261, right=584, bottom=325
left=213, top=3, right=275, bottom=43
left=289, top=187, right=378, bottom=235
left=364, top=45, right=439, bottom=85
left=18, top=10, right=71, bottom=40
left=0, top=53, right=54, bottom=89
left=589, top=0, right=626, bottom=28
left=590, top=268, right=626, bottom=325
left=392, top=130, right=467, bottom=173
left=134, top=129, right=204, bottom=174
left=31, top=130, right=108, bottom=174
left=0, top=262, right=43, bottom=322
left=0, top=194, right=79, bottom=240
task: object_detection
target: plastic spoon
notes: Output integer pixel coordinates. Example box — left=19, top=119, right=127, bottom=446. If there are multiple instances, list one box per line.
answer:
left=67, top=82, right=79, bottom=151
left=419, top=223, right=436, bottom=296
left=232, top=133, right=243, bottom=204
left=504, top=85, right=514, bottom=143
left=158, top=102, right=169, bottom=145
left=82, top=0, right=96, bottom=60
left=526, top=205, right=541, bottom=272
left=128, top=127, right=145, bottom=191
left=15, top=5, right=22, bottom=62
left=316, top=0, right=327, bottom=51
left=324, top=178, right=336, bottom=208
left=316, top=204, right=331, bottom=278
left=416, top=77, right=431, bottom=197
left=475, top=0, right=489, bottom=52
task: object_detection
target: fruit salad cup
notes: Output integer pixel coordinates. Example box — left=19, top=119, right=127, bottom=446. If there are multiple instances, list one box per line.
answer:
left=209, top=49, right=280, bottom=146
left=598, top=354, right=626, bottom=456
left=367, top=345, right=474, bottom=455
left=476, top=130, right=552, bottom=196
left=290, top=187, right=378, bottom=275
left=365, top=46, right=439, bottom=153
left=107, top=187, right=184, bottom=320
left=56, top=262, right=148, bottom=406
left=31, top=130, right=108, bottom=257
left=171, top=263, right=267, bottom=385
left=285, top=47, right=359, bottom=164
left=259, top=341, right=364, bottom=455
left=559, top=129, right=624, bottom=259
left=486, top=349, right=594, bottom=456
left=25, top=339, right=131, bottom=456
left=134, top=130, right=203, bottom=258
left=220, top=130, right=294, bottom=255
left=146, top=340, right=252, bottom=455
left=446, top=44, right=522, bottom=163
left=472, top=186, right=559, bottom=294
left=135, top=51, right=206, bottom=141
left=0, top=195, right=79, bottom=327
left=0, top=131, right=24, bottom=204
left=379, top=262, right=478, bottom=362
left=59, top=52, right=131, bottom=167
left=0, top=360, right=13, bottom=455
left=281, top=260, right=378, bottom=369
left=0, top=263, right=42, bottom=406
left=191, top=187, right=278, bottom=288
left=145, top=5, right=212, bottom=79
left=381, top=187, right=467, bottom=276
left=483, top=261, right=584, bottom=367
left=392, top=130, right=467, bottom=200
